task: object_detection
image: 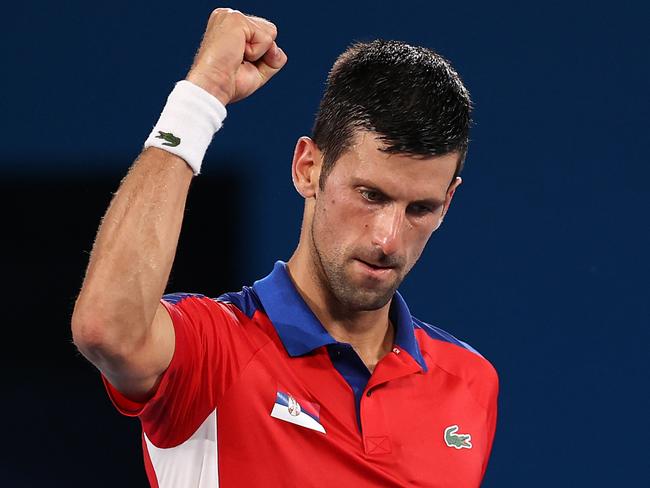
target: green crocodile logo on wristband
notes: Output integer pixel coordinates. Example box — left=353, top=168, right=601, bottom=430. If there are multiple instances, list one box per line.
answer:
left=155, top=131, right=181, bottom=147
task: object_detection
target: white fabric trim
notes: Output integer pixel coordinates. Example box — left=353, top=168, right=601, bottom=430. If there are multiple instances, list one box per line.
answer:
left=144, top=409, right=219, bottom=487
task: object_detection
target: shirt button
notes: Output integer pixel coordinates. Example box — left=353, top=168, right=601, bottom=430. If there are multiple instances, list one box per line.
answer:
left=366, top=390, right=372, bottom=397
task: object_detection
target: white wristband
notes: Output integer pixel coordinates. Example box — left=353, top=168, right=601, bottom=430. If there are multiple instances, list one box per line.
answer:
left=144, top=80, right=227, bottom=175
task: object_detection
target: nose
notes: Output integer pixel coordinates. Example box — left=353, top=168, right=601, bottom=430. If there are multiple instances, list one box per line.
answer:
left=371, top=204, right=404, bottom=256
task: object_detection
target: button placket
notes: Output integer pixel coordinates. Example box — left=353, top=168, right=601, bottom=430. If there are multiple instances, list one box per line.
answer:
left=361, top=385, right=391, bottom=455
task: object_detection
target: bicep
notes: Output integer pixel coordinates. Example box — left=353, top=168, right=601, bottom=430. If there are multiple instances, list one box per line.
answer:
left=100, top=302, right=175, bottom=402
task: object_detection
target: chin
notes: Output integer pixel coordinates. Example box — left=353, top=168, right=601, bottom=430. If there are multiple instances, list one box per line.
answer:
left=335, top=286, right=395, bottom=312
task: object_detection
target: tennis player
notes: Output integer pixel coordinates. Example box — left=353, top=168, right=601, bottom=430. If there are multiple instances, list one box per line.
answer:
left=72, top=8, right=498, bottom=487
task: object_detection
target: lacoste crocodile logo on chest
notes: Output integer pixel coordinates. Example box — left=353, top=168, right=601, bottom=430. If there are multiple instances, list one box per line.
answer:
left=444, top=425, right=472, bottom=449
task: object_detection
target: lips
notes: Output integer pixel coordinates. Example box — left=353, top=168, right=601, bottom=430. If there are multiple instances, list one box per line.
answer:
left=358, top=259, right=393, bottom=270
left=354, top=258, right=396, bottom=279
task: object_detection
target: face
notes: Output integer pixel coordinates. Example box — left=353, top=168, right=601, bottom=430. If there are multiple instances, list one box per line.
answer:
left=308, top=132, right=461, bottom=312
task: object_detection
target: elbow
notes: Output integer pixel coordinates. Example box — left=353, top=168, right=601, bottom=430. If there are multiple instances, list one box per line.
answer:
left=71, top=296, right=132, bottom=365
left=71, top=305, right=111, bottom=362
left=71, top=299, right=149, bottom=369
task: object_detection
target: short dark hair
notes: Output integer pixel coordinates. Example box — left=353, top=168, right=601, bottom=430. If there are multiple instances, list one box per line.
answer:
left=312, top=40, right=472, bottom=188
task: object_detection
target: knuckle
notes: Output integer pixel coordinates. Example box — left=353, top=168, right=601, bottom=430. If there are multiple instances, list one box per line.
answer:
left=231, top=10, right=246, bottom=22
left=266, top=25, right=278, bottom=39
left=259, top=18, right=278, bottom=37
left=210, top=8, right=243, bottom=22
left=248, top=16, right=277, bottom=36
left=210, top=7, right=229, bottom=18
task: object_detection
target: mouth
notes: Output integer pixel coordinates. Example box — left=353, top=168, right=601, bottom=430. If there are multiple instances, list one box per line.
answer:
left=354, top=258, right=396, bottom=279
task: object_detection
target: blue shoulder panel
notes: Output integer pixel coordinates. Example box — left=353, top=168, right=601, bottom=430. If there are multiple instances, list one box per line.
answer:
left=162, top=292, right=206, bottom=304
left=412, top=317, right=482, bottom=357
left=216, top=286, right=263, bottom=319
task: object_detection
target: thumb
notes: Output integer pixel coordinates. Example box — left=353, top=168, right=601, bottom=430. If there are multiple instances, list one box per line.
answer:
left=255, top=44, right=288, bottom=85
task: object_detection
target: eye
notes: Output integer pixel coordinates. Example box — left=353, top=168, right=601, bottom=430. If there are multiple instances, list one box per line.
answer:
left=360, top=189, right=386, bottom=203
left=407, top=203, right=435, bottom=216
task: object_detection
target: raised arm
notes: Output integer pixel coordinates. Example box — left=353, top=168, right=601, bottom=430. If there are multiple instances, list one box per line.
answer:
left=71, top=8, right=287, bottom=401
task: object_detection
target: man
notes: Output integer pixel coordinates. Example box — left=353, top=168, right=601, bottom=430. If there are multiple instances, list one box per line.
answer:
left=72, top=8, right=498, bottom=488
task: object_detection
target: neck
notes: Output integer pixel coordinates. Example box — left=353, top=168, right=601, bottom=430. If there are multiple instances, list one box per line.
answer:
left=287, top=245, right=395, bottom=372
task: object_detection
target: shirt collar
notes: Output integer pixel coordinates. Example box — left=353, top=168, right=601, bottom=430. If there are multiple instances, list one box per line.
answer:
left=252, top=261, right=427, bottom=371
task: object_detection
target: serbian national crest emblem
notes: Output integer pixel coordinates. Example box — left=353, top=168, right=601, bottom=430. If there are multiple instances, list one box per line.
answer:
left=287, top=394, right=302, bottom=417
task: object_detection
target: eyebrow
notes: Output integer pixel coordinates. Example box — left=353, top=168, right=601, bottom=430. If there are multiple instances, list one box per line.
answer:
left=411, top=197, right=445, bottom=209
left=352, top=178, right=445, bottom=208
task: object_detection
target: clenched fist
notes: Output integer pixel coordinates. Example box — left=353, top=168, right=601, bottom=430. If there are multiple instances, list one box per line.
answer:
left=186, top=8, right=288, bottom=106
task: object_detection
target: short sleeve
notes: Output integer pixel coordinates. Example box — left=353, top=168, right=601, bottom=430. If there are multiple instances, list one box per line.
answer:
left=480, top=367, right=499, bottom=480
left=102, top=294, right=248, bottom=447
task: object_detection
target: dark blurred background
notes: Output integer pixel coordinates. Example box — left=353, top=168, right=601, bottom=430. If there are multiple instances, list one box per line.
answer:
left=2, top=0, right=648, bottom=486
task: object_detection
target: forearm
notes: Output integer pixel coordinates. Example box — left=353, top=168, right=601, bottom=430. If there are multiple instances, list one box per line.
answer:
left=71, top=8, right=286, bottom=393
left=72, top=148, right=192, bottom=353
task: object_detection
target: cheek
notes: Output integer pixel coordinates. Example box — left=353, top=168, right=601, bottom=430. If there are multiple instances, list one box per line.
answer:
left=405, top=228, right=435, bottom=264
left=312, top=197, right=351, bottom=256
left=315, top=193, right=369, bottom=239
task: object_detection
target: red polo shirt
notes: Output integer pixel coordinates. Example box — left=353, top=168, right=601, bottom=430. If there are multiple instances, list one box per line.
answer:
left=103, top=261, right=498, bottom=487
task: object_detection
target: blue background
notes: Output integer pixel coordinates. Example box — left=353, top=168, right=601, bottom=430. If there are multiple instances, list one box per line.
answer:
left=2, top=0, right=648, bottom=486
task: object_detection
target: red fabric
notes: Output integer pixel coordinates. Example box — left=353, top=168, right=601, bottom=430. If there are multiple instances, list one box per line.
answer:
left=103, top=295, right=498, bottom=487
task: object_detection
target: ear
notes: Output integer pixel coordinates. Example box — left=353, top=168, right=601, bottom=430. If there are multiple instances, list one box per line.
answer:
left=291, top=137, right=322, bottom=198
left=440, top=176, right=462, bottom=222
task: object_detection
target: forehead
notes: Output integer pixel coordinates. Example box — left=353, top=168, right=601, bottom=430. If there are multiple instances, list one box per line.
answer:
left=330, top=132, right=458, bottom=199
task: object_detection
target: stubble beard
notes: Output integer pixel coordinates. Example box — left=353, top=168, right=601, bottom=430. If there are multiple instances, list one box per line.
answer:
left=309, top=218, right=404, bottom=313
